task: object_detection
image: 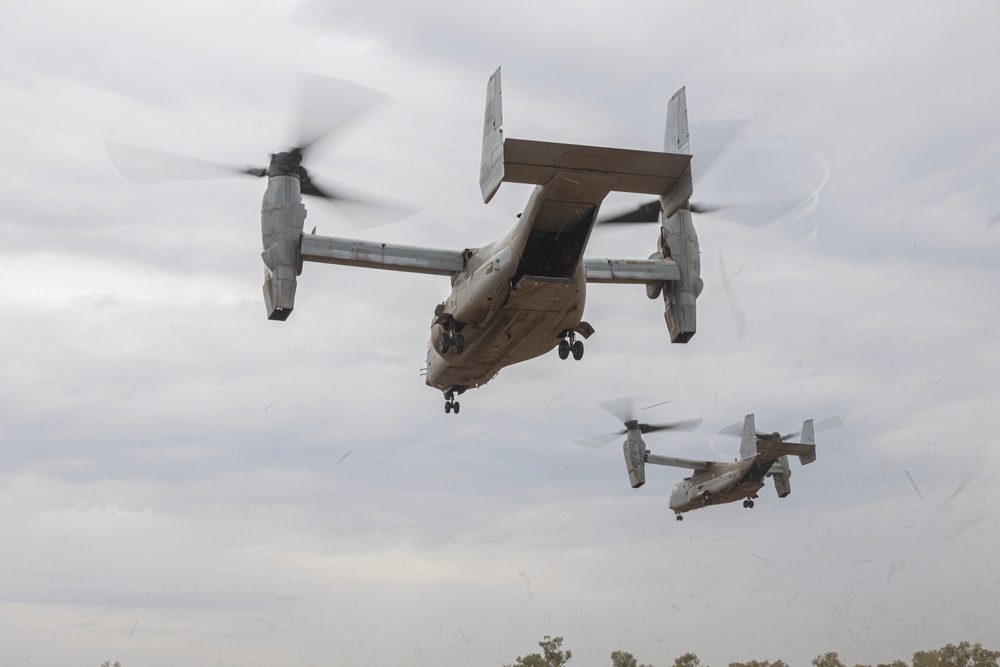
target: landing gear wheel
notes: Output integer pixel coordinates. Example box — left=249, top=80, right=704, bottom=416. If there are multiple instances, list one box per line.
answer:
left=748, top=499, right=754, bottom=508
left=443, top=389, right=461, bottom=415
left=558, top=339, right=570, bottom=359
left=703, top=492, right=713, bottom=507
left=454, top=333, right=465, bottom=355
left=743, top=499, right=750, bottom=508
left=676, top=514, right=684, bottom=521
left=571, top=340, right=584, bottom=360
left=440, top=333, right=451, bottom=354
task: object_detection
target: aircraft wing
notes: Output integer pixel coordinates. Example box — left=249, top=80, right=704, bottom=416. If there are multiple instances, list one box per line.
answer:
left=300, top=233, right=465, bottom=276
left=645, top=453, right=712, bottom=471
left=583, top=258, right=680, bottom=284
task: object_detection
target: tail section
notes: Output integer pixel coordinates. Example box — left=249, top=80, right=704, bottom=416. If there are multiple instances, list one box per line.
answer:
left=739, top=414, right=757, bottom=460
left=478, top=68, right=692, bottom=204
left=766, top=418, right=817, bottom=498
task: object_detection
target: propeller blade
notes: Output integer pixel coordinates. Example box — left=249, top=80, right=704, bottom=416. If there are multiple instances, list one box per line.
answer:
left=291, top=72, right=388, bottom=159
left=689, top=198, right=806, bottom=226
left=718, top=416, right=844, bottom=439
left=574, top=431, right=626, bottom=449
left=814, top=416, right=845, bottom=432
left=599, top=397, right=636, bottom=425
left=106, top=142, right=264, bottom=183
left=689, top=119, right=750, bottom=184
left=717, top=422, right=744, bottom=437
left=597, top=197, right=805, bottom=228
left=639, top=418, right=703, bottom=434
left=598, top=199, right=661, bottom=224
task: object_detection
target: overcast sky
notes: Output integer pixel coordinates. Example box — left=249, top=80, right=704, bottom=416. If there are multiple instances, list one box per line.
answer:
left=2, top=1, right=1000, bottom=666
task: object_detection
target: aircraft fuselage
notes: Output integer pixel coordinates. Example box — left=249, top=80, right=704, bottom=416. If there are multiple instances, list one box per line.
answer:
left=425, top=173, right=610, bottom=394
left=669, top=457, right=777, bottom=514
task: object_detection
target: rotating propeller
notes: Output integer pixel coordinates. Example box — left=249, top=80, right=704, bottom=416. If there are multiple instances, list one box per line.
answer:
left=574, top=397, right=702, bottom=448
left=106, top=73, right=388, bottom=207
left=717, top=415, right=844, bottom=442
left=596, top=119, right=827, bottom=228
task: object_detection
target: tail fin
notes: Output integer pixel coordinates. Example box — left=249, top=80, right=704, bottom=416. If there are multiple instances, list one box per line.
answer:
left=660, top=88, right=693, bottom=218
left=739, top=414, right=757, bottom=460
left=479, top=68, right=505, bottom=203
left=799, top=419, right=817, bottom=465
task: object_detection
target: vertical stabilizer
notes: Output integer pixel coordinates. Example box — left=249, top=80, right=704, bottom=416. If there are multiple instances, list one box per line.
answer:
left=740, top=414, right=757, bottom=460
left=479, top=68, right=504, bottom=203
left=661, top=87, right=693, bottom=218
left=665, top=88, right=690, bottom=153
left=800, top=419, right=817, bottom=464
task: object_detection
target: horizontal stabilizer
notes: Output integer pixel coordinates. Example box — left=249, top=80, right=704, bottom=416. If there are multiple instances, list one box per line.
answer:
left=499, top=139, right=691, bottom=195
left=755, top=438, right=816, bottom=464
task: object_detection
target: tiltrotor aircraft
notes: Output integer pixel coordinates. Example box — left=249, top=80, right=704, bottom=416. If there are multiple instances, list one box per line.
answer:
left=621, top=413, right=820, bottom=520
left=110, top=68, right=715, bottom=414
left=267, top=68, right=705, bottom=413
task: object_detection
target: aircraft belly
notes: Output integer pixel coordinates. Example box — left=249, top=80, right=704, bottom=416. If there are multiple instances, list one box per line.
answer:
left=426, top=278, right=585, bottom=390
left=670, top=473, right=764, bottom=513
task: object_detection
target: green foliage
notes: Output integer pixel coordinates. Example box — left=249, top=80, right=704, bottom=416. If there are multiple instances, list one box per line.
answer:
left=674, top=652, right=703, bottom=667
left=730, top=661, right=789, bottom=667
left=813, top=653, right=847, bottom=667
left=912, top=642, right=1000, bottom=667
left=612, top=649, right=654, bottom=667
left=505, top=635, right=572, bottom=667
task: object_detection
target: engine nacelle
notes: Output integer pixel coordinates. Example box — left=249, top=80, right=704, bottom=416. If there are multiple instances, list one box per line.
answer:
left=623, top=432, right=646, bottom=489
left=659, top=207, right=702, bottom=343
left=261, top=175, right=306, bottom=321
left=441, top=247, right=512, bottom=327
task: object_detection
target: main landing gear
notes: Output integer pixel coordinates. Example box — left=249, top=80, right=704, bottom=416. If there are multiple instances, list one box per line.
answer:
left=439, top=320, right=465, bottom=355
left=444, top=389, right=461, bottom=414
left=742, top=498, right=755, bottom=509
left=557, top=331, right=584, bottom=361
left=675, top=513, right=684, bottom=521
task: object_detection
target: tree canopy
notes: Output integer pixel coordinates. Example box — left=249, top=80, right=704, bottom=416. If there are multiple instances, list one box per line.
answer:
left=613, top=650, right=654, bottom=667
left=505, top=635, right=572, bottom=667
left=502, top=638, right=999, bottom=667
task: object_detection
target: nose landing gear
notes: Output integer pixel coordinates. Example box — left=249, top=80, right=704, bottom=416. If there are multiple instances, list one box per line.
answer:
left=443, top=388, right=464, bottom=415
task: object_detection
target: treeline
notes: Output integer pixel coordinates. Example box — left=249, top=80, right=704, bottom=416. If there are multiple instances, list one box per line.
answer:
left=502, top=636, right=1000, bottom=667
